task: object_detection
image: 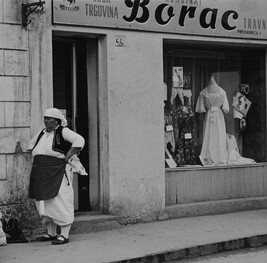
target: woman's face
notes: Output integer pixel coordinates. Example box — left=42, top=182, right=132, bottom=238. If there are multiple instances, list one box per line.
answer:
left=44, top=117, right=59, bottom=132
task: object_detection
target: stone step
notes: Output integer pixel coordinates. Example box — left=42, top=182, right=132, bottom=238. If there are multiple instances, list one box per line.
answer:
left=70, top=212, right=123, bottom=234
left=29, top=212, right=123, bottom=240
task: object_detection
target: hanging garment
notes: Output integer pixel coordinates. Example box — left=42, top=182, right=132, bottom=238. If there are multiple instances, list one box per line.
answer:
left=195, top=87, right=229, bottom=164
left=164, top=109, right=175, bottom=153
left=172, top=105, right=197, bottom=166
left=171, top=87, right=184, bottom=105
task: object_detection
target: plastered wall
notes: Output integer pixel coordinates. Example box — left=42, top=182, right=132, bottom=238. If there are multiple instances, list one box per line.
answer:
left=0, top=0, right=166, bottom=224
left=106, top=31, right=165, bottom=220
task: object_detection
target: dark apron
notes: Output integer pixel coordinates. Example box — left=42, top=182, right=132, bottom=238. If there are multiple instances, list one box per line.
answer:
left=29, top=155, right=66, bottom=201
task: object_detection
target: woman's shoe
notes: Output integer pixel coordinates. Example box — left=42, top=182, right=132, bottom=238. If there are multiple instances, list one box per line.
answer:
left=36, top=234, right=57, bottom=242
left=51, top=234, right=69, bottom=245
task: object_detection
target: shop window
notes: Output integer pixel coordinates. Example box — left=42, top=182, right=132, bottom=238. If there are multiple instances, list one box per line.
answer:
left=163, top=45, right=266, bottom=168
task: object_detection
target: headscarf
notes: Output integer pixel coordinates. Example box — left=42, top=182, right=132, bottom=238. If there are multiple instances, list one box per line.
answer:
left=44, top=108, right=68, bottom=127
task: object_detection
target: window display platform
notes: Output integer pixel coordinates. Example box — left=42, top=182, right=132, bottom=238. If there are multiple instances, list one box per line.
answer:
left=165, top=163, right=267, bottom=206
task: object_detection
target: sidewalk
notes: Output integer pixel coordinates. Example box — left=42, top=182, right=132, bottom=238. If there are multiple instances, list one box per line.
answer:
left=1, top=209, right=267, bottom=263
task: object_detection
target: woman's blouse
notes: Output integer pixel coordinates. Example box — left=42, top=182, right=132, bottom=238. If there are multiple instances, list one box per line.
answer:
left=28, top=127, right=85, bottom=159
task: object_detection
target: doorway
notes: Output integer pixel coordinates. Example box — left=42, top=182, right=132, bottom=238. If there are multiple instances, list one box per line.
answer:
left=52, top=36, right=100, bottom=212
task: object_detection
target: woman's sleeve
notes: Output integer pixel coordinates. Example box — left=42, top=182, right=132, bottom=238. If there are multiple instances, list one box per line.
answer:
left=27, top=130, right=42, bottom=150
left=62, top=128, right=85, bottom=148
left=195, top=93, right=206, bottom=113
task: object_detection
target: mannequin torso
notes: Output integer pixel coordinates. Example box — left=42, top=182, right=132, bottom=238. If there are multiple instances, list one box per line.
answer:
left=206, top=76, right=220, bottom=93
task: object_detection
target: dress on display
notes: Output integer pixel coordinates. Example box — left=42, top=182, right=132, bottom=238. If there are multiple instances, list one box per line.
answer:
left=164, top=108, right=175, bottom=153
left=195, top=86, right=229, bottom=164
left=164, top=108, right=177, bottom=168
left=172, top=95, right=197, bottom=166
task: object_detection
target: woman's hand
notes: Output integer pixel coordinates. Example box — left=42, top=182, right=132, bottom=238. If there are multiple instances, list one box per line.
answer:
left=65, top=153, right=72, bottom=163
left=65, top=147, right=82, bottom=163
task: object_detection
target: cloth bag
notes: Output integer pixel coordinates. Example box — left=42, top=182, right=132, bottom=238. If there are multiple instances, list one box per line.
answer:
left=1, top=216, right=28, bottom=243
left=0, top=211, right=7, bottom=246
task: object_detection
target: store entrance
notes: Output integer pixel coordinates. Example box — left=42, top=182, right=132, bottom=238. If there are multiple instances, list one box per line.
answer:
left=52, top=37, right=100, bottom=212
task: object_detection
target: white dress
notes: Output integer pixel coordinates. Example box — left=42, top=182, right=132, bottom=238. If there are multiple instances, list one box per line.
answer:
left=195, top=87, right=229, bottom=164
left=28, top=127, right=85, bottom=226
left=226, top=134, right=255, bottom=165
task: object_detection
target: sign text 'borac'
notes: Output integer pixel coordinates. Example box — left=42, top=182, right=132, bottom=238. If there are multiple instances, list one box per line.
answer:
left=53, top=0, right=267, bottom=40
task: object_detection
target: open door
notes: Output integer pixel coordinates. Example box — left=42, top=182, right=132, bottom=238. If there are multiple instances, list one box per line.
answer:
left=52, top=37, right=98, bottom=211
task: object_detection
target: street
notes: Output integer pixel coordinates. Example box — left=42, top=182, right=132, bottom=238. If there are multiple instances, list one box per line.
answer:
left=174, top=246, right=267, bottom=263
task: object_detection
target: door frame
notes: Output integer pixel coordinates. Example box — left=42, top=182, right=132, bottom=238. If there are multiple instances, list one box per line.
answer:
left=52, top=35, right=101, bottom=211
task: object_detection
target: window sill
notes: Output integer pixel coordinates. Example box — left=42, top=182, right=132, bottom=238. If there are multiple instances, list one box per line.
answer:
left=165, top=162, right=267, bottom=172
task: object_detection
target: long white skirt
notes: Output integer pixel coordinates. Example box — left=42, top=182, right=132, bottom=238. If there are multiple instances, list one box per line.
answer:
left=201, top=109, right=227, bottom=164
left=35, top=169, right=74, bottom=226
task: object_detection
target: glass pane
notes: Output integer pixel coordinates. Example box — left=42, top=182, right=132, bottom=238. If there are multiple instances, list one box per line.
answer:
left=163, top=45, right=266, bottom=168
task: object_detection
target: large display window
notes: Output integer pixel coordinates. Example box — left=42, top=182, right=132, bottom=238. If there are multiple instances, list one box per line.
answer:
left=163, top=44, right=266, bottom=168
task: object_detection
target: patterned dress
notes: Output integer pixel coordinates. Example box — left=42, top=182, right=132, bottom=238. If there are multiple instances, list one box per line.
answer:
left=172, top=105, right=197, bottom=166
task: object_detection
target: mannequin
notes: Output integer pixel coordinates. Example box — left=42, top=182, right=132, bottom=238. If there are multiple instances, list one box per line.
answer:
left=195, top=75, right=229, bottom=164
left=206, top=76, right=220, bottom=93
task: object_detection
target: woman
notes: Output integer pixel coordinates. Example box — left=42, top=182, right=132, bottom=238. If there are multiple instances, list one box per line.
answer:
left=28, top=108, right=85, bottom=245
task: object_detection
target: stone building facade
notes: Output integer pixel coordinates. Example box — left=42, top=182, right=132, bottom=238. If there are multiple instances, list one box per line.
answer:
left=0, top=0, right=38, bottom=234
left=1, top=0, right=267, bottom=237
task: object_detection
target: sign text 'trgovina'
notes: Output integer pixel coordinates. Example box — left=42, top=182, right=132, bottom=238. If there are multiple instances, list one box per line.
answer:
left=53, top=0, right=267, bottom=40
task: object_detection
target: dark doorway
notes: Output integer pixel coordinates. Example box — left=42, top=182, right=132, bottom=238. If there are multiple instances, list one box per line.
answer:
left=52, top=37, right=90, bottom=211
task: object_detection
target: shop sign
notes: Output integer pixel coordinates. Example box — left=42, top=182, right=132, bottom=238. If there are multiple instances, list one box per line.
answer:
left=53, top=0, right=267, bottom=40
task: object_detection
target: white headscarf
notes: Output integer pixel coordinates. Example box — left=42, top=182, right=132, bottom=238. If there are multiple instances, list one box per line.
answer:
left=44, top=108, right=68, bottom=127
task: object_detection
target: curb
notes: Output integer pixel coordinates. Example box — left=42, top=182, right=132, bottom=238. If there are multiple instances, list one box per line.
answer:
left=108, top=234, right=267, bottom=263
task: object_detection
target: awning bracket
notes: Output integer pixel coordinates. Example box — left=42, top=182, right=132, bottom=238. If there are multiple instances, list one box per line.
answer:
left=22, top=1, right=45, bottom=27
